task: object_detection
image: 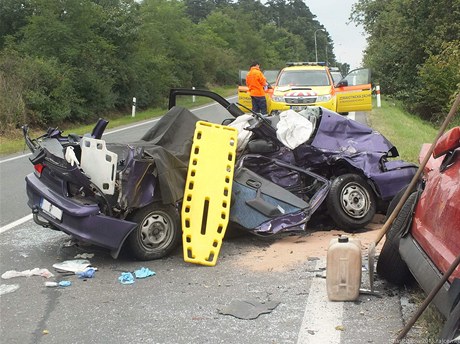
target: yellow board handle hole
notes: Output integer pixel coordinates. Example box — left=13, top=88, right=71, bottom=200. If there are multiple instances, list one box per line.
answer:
left=201, top=199, right=210, bottom=235
left=206, top=252, right=215, bottom=262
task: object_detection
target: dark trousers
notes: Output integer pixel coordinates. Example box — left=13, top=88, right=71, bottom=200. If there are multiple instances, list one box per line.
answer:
left=251, top=96, right=267, bottom=115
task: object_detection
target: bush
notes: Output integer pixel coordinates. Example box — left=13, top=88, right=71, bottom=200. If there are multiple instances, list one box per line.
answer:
left=0, top=50, right=82, bottom=128
left=412, top=41, right=460, bottom=124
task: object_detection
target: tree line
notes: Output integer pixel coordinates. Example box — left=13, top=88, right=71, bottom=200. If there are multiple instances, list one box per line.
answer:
left=1, top=0, right=456, bottom=135
left=351, top=0, right=460, bottom=124
left=0, top=0, right=339, bottom=133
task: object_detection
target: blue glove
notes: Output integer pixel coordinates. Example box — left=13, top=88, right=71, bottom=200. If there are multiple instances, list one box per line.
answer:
left=78, top=268, right=96, bottom=279
left=134, top=267, right=155, bottom=279
left=118, top=272, right=135, bottom=284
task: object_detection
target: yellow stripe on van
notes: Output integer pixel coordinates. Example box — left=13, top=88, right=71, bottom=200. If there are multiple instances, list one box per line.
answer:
left=181, top=121, right=237, bottom=266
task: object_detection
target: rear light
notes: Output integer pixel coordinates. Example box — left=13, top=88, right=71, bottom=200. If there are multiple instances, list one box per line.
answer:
left=34, top=163, right=44, bottom=177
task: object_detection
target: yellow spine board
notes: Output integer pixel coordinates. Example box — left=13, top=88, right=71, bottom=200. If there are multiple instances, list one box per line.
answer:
left=181, top=121, right=237, bottom=266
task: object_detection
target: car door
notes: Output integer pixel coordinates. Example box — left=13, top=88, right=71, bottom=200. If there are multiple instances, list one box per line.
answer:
left=335, top=68, right=372, bottom=113
left=237, top=70, right=252, bottom=111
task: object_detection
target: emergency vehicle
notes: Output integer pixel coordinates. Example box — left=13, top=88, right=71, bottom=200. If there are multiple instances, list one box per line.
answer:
left=237, top=62, right=372, bottom=115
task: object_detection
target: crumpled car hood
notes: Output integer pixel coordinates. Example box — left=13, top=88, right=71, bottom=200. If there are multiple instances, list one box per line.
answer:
left=295, top=107, right=398, bottom=177
left=312, top=108, right=396, bottom=153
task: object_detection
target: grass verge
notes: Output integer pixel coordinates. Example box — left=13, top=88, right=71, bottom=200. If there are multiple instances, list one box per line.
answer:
left=368, top=98, right=439, bottom=164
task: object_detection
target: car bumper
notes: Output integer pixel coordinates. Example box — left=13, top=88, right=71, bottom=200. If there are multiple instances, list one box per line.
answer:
left=400, top=233, right=455, bottom=318
left=269, top=99, right=335, bottom=114
left=25, top=173, right=137, bottom=258
left=371, top=161, right=418, bottom=200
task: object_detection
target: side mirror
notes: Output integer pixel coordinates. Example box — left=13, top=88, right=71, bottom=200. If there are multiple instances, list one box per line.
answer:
left=336, top=80, right=348, bottom=87
left=433, top=126, right=460, bottom=158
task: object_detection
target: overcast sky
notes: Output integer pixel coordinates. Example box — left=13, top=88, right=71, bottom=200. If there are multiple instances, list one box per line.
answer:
left=304, top=0, right=367, bottom=70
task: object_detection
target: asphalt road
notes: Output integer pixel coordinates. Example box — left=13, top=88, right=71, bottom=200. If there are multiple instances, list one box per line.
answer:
left=0, top=100, right=423, bottom=343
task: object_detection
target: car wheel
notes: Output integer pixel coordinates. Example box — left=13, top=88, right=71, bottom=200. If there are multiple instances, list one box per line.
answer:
left=127, top=203, right=181, bottom=260
left=439, top=300, right=460, bottom=342
left=384, top=186, right=408, bottom=222
left=326, top=173, right=376, bottom=230
left=376, top=192, right=418, bottom=285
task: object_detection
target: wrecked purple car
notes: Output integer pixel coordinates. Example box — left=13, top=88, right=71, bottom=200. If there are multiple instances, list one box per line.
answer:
left=23, top=89, right=417, bottom=260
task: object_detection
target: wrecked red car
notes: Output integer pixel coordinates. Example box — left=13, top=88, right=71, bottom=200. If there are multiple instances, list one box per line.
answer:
left=377, top=126, right=460, bottom=341
left=22, top=89, right=416, bottom=261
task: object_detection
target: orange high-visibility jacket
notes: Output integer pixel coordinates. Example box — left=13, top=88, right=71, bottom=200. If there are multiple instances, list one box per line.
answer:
left=246, top=66, right=267, bottom=97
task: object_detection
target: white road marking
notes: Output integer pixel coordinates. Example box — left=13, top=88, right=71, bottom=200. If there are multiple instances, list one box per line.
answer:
left=0, top=214, right=33, bottom=234
left=0, top=153, right=31, bottom=164
left=297, top=259, right=344, bottom=344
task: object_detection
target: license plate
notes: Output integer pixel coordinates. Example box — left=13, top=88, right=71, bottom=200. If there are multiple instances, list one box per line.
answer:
left=291, top=106, right=308, bottom=111
left=40, top=198, right=63, bottom=221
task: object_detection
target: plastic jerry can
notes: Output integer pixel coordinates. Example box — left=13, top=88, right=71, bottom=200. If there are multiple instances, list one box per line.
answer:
left=326, top=235, right=362, bottom=301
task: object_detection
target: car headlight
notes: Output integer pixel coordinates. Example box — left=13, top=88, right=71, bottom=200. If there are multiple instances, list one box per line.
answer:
left=316, top=94, right=332, bottom=102
left=271, top=95, right=284, bottom=102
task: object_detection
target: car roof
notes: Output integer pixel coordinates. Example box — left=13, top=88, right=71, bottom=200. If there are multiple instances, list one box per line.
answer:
left=283, top=62, right=328, bottom=71
left=282, top=65, right=327, bottom=71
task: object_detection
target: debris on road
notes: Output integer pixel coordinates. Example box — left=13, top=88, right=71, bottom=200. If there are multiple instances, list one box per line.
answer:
left=45, top=282, right=58, bottom=287
left=134, top=267, right=155, bottom=279
left=58, top=281, right=71, bottom=287
left=77, top=268, right=96, bottom=279
left=218, top=299, right=280, bottom=319
left=118, top=272, right=135, bottom=285
left=119, top=267, right=156, bottom=284
left=45, top=281, right=72, bottom=288
left=1, top=268, right=54, bottom=279
left=52, top=259, right=94, bottom=274
left=0, top=284, right=20, bottom=295
left=74, top=253, right=95, bottom=259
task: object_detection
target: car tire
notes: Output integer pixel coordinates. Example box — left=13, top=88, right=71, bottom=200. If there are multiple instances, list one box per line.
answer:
left=439, top=300, right=460, bottom=342
left=127, top=203, right=181, bottom=261
left=376, top=192, right=418, bottom=285
left=326, top=173, right=376, bottom=230
left=384, top=186, right=408, bottom=222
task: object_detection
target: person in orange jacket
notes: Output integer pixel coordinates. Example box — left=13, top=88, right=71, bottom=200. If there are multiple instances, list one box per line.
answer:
left=246, top=61, right=268, bottom=115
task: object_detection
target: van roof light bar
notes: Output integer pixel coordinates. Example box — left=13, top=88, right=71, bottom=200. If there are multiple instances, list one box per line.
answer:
left=286, top=62, right=326, bottom=67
